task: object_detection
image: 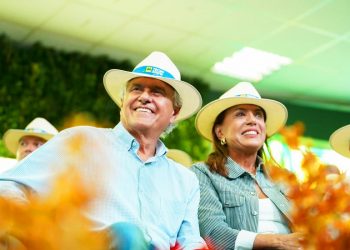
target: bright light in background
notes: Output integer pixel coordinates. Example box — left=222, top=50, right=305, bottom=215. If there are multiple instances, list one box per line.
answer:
left=268, top=139, right=350, bottom=180
left=0, top=156, right=16, bottom=173
left=212, top=47, right=292, bottom=82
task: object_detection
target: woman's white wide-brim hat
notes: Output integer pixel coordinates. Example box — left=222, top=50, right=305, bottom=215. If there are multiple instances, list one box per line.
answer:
left=196, top=82, right=288, bottom=141
left=3, top=117, right=58, bottom=154
left=103, top=51, right=202, bottom=122
left=329, top=124, right=350, bottom=158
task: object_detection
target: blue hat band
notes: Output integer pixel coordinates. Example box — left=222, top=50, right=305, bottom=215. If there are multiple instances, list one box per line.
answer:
left=133, top=66, right=175, bottom=79
left=25, top=128, right=48, bottom=134
left=234, top=93, right=260, bottom=99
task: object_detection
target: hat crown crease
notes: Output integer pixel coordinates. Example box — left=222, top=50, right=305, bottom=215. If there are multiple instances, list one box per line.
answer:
left=220, top=82, right=261, bottom=99
left=133, top=51, right=181, bottom=80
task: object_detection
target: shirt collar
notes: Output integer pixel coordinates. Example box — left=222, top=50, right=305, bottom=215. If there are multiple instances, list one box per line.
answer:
left=226, top=156, right=265, bottom=179
left=113, top=122, right=167, bottom=156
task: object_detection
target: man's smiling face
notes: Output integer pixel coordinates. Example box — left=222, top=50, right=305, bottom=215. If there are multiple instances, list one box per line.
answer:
left=120, top=77, right=178, bottom=135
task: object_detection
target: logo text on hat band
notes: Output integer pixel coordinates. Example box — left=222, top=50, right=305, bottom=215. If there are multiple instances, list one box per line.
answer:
left=133, top=66, right=175, bottom=79
left=25, top=128, right=49, bottom=134
left=235, top=93, right=260, bottom=98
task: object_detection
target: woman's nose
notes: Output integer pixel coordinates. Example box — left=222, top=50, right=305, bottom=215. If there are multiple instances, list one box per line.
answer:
left=246, top=112, right=257, bottom=123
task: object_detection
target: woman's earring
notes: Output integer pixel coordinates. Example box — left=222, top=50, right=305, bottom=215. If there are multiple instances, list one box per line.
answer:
left=220, top=138, right=227, bottom=146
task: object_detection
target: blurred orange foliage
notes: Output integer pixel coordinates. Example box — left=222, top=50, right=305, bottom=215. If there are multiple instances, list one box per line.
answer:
left=0, top=168, right=109, bottom=250
left=279, top=121, right=305, bottom=149
left=268, top=122, right=350, bottom=249
left=0, top=119, right=109, bottom=250
left=62, top=112, right=112, bottom=129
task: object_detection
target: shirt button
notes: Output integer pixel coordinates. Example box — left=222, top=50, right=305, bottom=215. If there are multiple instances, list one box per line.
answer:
left=252, top=211, right=258, bottom=216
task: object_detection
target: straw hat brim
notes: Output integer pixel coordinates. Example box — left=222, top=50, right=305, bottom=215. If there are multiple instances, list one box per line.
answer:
left=3, top=129, right=54, bottom=155
left=167, top=149, right=193, bottom=167
left=195, top=97, right=288, bottom=141
left=329, top=125, right=350, bottom=158
left=103, top=69, right=202, bottom=122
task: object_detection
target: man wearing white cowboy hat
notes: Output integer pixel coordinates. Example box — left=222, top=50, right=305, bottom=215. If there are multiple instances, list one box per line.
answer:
left=191, top=82, right=303, bottom=249
left=329, top=124, right=350, bottom=159
left=3, top=117, right=58, bottom=161
left=0, top=51, right=206, bottom=249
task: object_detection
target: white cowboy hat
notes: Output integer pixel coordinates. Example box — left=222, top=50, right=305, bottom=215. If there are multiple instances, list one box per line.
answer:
left=196, top=82, right=288, bottom=141
left=167, top=149, right=193, bottom=167
left=329, top=124, right=350, bottom=158
left=3, top=117, right=58, bottom=155
left=103, top=51, right=202, bottom=122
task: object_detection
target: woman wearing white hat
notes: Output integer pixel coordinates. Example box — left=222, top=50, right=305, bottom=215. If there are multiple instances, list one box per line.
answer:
left=191, top=82, right=303, bottom=249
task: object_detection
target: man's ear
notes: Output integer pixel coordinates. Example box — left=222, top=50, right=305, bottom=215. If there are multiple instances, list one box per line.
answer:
left=119, top=98, right=124, bottom=120
left=169, top=108, right=180, bottom=124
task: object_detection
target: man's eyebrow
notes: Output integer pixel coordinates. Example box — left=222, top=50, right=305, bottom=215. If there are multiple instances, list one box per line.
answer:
left=126, top=82, right=169, bottom=94
left=126, top=82, right=142, bottom=89
left=151, top=86, right=166, bottom=92
left=127, top=82, right=140, bottom=86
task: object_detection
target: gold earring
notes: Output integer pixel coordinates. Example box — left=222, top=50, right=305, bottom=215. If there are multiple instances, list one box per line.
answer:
left=220, top=138, right=227, bottom=145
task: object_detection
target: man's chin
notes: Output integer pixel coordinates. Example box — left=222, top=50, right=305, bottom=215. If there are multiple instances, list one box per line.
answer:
left=129, top=121, right=156, bottom=131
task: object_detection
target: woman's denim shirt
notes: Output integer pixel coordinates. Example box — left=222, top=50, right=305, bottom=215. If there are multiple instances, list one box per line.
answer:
left=191, top=157, right=291, bottom=249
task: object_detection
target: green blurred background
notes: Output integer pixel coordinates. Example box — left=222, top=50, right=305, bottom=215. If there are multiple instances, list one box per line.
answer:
left=0, top=34, right=349, bottom=162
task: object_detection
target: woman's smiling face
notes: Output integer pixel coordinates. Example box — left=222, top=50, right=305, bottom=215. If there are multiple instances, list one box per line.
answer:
left=215, top=104, right=266, bottom=154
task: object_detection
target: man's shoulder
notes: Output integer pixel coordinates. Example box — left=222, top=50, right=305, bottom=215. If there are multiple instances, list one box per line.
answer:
left=166, top=158, right=199, bottom=182
left=167, top=158, right=193, bottom=174
left=60, top=126, right=113, bottom=138
left=54, top=126, right=117, bottom=149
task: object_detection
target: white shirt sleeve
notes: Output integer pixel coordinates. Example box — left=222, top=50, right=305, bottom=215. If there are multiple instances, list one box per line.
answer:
left=0, top=181, right=29, bottom=204
left=234, top=230, right=257, bottom=250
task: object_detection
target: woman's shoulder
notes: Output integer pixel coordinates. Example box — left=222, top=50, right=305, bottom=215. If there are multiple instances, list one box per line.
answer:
left=191, top=161, right=209, bottom=171
left=190, top=161, right=215, bottom=179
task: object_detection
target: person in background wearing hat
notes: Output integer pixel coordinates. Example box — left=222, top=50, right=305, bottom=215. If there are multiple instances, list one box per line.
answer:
left=3, top=117, right=58, bottom=161
left=328, top=126, right=350, bottom=182
left=167, top=148, right=193, bottom=167
left=0, top=51, right=206, bottom=249
left=329, top=124, right=350, bottom=159
left=191, top=82, right=303, bottom=249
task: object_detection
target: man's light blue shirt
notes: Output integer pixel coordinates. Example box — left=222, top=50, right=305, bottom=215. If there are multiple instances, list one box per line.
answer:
left=0, top=123, right=205, bottom=249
